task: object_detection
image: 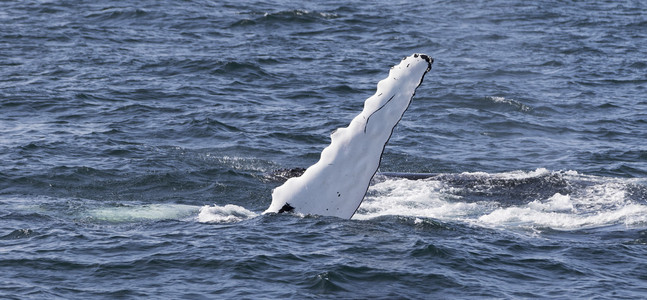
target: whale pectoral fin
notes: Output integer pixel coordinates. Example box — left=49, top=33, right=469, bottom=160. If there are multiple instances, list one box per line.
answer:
left=265, top=53, right=433, bottom=219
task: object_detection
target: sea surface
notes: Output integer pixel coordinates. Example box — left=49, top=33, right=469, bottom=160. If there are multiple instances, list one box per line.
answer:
left=1, top=0, right=647, bottom=298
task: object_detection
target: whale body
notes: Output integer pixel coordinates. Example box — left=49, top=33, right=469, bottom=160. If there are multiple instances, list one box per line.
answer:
left=264, top=54, right=433, bottom=219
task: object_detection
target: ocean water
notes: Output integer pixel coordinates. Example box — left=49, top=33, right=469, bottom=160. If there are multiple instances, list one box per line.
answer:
left=1, top=0, right=646, bottom=298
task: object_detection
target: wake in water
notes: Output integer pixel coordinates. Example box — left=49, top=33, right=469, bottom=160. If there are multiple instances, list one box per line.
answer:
left=6, top=167, right=645, bottom=231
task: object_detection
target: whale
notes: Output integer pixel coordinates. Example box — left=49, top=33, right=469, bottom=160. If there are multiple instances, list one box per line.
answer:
left=264, top=53, right=433, bottom=219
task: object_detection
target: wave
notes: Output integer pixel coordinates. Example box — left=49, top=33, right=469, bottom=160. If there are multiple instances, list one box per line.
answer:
left=0, top=228, right=35, bottom=240
left=484, top=96, right=532, bottom=112
left=83, top=7, right=166, bottom=25
left=230, top=9, right=338, bottom=27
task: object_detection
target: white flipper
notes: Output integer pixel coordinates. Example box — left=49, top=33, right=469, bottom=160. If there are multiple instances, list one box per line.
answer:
left=265, top=54, right=433, bottom=219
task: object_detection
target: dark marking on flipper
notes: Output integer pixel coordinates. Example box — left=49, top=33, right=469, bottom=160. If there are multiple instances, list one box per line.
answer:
left=418, top=54, right=433, bottom=71
left=364, top=94, right=396, bottom=133
left=278, top=203, right=294, bottom=213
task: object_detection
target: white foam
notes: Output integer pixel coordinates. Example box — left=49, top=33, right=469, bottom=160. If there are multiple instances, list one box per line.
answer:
left=198, top=204, right=258, bottom=223
left=354, top=178, right=488, bottom=221
left=478, top=201, right=647, bottom=230
left=460, top=167, right=551, bottom=180
left=353, top=169, right=647, bottom=231
left=527, top=193, right=574, bottom=213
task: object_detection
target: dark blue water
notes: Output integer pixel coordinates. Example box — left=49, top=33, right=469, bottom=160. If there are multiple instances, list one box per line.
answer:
left=2, top=0, right=647, bottom=298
